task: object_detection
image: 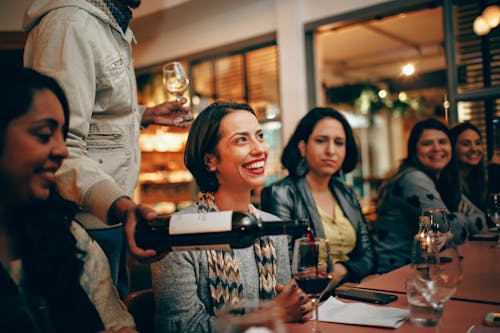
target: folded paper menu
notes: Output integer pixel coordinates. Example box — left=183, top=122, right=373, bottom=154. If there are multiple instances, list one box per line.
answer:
left=315, top=296, right=409, bottom=328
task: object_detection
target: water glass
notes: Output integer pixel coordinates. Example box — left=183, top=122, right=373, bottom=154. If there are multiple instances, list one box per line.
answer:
left=213, top=300, right=285, bottom=333
left=406, top=278, right=443, bottom=327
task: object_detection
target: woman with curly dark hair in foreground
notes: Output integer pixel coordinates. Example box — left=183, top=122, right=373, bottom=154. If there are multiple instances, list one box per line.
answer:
left=0, top=68, right=135, bottom=333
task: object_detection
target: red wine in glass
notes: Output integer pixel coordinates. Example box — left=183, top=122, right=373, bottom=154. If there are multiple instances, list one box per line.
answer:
left=296, top=275, right=333, bottom=296
left=292, top=237, right=334, bottom=333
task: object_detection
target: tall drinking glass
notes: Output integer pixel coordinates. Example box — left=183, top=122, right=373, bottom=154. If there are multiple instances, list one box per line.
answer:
left=291, top=237, right=334, bottom=333
left=408, top=210, right=463, bottom=333
left=214, top=300, right=285, bottom=333
left=487, top=193, right=500, bottom=248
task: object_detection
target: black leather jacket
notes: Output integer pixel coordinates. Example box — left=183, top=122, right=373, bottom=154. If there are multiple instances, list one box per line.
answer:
left=261, top=176, right=376, bottom=282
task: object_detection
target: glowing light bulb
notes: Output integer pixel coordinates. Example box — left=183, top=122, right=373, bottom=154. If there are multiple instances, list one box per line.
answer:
left=378, top=89, right=388, bottom=99
left=402, top=63, right=415, bottom=76
left=474, top=16, right=491, bottom=36
left=483, top=5, right=500, bottom=28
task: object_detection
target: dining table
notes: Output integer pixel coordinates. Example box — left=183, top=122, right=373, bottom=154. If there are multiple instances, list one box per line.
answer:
left=356, top=241, right=500, bottom=305
left=284, top=294, right=500, bottom=333
left=284, top=239, right=500, bottom=332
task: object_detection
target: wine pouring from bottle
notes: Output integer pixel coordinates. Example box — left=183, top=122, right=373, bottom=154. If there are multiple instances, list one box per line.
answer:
left=135, top=211, right=310, bottom=254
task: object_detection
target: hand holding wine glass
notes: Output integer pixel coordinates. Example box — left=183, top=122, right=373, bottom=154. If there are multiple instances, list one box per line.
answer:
left=292, top=237, right=334, bottom=333
left=162, top=61, right=193, bottom=125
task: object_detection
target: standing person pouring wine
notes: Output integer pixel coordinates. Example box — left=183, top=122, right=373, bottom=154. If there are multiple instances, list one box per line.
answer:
left=23, top=0, right=192, bottom=297
left=151, top=102, right=313, bottom=333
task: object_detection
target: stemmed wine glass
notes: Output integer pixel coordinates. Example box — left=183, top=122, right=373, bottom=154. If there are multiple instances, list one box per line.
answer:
left=291, top=237, right=334, bottom=333
left=421, top=208, right=452, bottom=252
left=486, top=193, right=500, bottom=248
left=163, top=61, right=193, bottom=125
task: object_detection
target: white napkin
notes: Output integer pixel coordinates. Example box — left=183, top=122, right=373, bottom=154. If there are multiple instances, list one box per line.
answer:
left=315, top=296, right=409, bottom=328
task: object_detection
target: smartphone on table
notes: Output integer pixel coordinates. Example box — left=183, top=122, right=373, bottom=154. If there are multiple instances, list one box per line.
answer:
left=484, top=312, right=500, bottom=327
left=336, top=289, right=398, bottom=304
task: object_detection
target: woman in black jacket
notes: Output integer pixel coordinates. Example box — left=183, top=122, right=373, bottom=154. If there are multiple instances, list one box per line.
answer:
left=261, top=107, right=375, bottom=284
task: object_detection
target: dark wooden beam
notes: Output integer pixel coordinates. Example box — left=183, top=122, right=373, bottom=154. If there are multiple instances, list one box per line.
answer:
left=0, top=31, right=27, bottom=50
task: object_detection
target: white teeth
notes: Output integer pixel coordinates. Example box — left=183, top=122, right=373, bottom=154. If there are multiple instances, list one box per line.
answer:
left=246, top=161, right=264, bottom=169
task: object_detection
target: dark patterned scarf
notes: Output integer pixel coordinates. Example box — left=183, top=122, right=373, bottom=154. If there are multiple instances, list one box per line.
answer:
left=197, top=193, right=277, bottom=312
left=87, top=0, right=132, bottom=32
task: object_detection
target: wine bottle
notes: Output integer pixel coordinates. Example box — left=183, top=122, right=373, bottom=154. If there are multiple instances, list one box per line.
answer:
left=135, top=211, right=310, bottom=253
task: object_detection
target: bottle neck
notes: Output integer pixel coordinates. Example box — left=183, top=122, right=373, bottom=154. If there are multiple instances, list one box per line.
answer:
left=258, top=220, right=309, bottom=237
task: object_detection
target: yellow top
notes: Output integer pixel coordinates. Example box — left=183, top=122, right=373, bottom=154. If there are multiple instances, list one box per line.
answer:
left=318, top=201, right=356, bottom=263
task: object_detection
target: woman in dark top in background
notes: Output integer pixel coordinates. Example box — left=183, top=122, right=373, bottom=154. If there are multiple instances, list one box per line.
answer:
left=261, top=107, right=375, bottom=285
left=451, top=122, right=488, bottom=211
left=372, top=118, right=487, bottom=274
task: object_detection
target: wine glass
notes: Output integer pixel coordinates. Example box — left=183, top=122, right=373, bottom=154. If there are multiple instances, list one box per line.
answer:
left=410, top=247, right=462, bottom=333
left=409, top=213, right=463, bottom=333
left=421, top=208, right=451, bottom=252
left=213, top=299, right=285, bottom=333
left=486, top=193, right=500, bottom=248
left=291, top=237, right=334, bottom=333
left=163, top=62, right=189, bottom=102
left=163, top=62, right=193, bottom=125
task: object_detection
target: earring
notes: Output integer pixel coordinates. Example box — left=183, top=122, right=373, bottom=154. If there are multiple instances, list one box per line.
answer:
left=295, top=157, right=308, bottom=177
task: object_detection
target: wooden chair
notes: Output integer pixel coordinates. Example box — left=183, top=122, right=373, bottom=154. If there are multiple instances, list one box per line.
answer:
left=123, top=288, right=155, bottom=333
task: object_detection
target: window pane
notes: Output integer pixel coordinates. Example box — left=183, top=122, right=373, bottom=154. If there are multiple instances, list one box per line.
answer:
left=215, top=55, right=245, bottom=102
left=455, top=0, right=500, bottom=93
left=192, top=61, right=214, bottom=98
left=246, top=45, right=279, bottom=105
left=458, top=98, right=500, bottom=158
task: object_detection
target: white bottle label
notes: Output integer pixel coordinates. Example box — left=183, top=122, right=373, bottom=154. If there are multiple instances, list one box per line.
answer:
left=169, top=211, right=232, bottom=235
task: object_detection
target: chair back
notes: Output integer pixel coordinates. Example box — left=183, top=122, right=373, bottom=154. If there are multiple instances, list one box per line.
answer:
left=123, top=288, right=155, bottom=333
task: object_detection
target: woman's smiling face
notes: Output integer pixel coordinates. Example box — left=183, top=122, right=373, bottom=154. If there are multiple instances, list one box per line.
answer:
left=0, top=89, right=68, bottom=202
left=455, top=129, right=483, bottom=167
left=415, top=129, right=452, bottom=176
left=207, top=110, right=269, bottom=192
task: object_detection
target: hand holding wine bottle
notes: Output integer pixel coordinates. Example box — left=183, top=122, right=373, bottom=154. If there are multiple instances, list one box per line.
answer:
left=135, top=211, right=309, bottom=255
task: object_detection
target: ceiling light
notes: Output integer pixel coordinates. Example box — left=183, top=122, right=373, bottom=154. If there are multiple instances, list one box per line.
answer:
left=398, top=92, right=408, bottom=102
left=483, top=5, right=500, bottom=28
left=378, top=89, right=388, bottom=99
left=402, top=63, right=415, bottom=76
left=473, top=16, right=491, bottom=36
